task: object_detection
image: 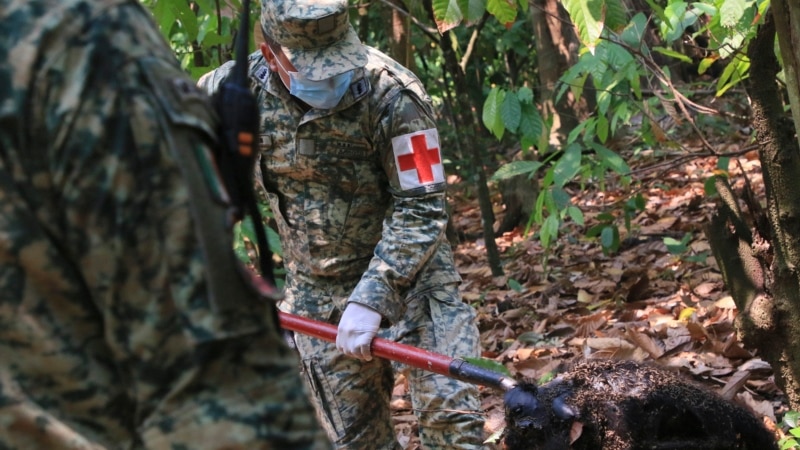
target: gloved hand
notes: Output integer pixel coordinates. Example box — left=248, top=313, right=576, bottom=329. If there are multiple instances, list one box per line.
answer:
left=336, top=302, right=382, bottom=361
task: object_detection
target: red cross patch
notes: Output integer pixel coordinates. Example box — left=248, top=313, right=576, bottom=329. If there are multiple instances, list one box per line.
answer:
left=391, top=129, right=445, bottom=191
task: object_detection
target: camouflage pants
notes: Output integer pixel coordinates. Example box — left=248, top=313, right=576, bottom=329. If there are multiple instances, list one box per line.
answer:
left=292, top=283, right=485, bottom=449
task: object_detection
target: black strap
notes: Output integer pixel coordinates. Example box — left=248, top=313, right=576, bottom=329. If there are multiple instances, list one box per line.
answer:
left=212, top=0, right=276, bottom=287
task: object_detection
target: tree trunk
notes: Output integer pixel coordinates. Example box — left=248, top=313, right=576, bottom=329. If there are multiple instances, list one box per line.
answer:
left=381, top=0, right=417, bottom=73
left=495, top=0, right=594, bottom=235
left=773, top=0, right=800, bottom=152
left=421, top=2, right=503, bottom=276
left=529, top=0, right=592, bottom=145
left=439, top=29, right=503, bottom=275
left=706, top=9, right=800, bottom=410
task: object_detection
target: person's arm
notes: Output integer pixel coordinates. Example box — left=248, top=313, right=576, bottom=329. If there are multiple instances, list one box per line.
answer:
left=347, top=87, right=450, bottom=324
left=197, top=60, right=236, bottom=96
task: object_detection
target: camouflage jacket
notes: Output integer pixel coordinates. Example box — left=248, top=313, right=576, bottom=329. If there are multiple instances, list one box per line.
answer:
left=199, top=47, right=461, bottom=323
left=0, top=1, right=328, bottom=448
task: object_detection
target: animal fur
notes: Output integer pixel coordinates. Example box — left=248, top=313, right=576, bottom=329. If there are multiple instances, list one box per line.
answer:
left=502, top=359, right=777, bottom=450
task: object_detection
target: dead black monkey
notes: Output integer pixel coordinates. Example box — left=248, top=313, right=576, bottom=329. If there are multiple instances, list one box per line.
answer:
left=502, top=359, right=777, bottom=450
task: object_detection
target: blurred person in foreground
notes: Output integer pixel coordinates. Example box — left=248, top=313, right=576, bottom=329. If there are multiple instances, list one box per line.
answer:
left=0, top=0, right=330, bottom=448
left=198, top=0, right=486, bottom=448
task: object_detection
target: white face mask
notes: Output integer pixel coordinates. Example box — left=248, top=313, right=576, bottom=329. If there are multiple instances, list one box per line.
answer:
left=273, top=55, right=353, bottom=109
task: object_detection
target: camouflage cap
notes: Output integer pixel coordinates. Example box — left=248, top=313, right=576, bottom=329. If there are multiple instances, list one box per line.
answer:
left=261, top=0, right=368, bottom=81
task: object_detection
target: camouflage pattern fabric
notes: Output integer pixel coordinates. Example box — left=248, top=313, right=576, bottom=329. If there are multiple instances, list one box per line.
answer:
left=199, top=41, right=486, bottom=448
left=292, top=283, right=484, bottom=449
left=259, top=0, right=368, bottom=81
left=0, top=0, right=330, bottom=448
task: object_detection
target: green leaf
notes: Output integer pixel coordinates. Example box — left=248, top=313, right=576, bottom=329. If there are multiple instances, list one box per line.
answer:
left=553, top=143, right=582, bottom=187
left=501, top=92, right=522, bottom=132
left=704, top=175, right=718, bottom=196
left=519, top=103, right=544, bottom=140
left=486, top=0, right=518, bottom=26
left=720, top=0, right=746, bottom=28
left=542, top=188, right=557, bottom=216
left=508, top=278, right=523, bottom=292
left=552, top=187, right=572, bottom=210
left=586, top=223, right=606, bottom=238
left=717, top=156, right=730, bottom=170
left=780, top=438, right=799, bottom=450
left=600, top=225, right=619, bottom=252
left=782, top=411, right=800, bottom=429
left=482, top=87, right=506, bottom=139
left=463, top=356, right=512, bottom=376
left=597, top=212, right=614, bottom=223
left=459, top=0, right=488, bottom=24
left=621, top=13, right=649, bottom=48
left=664, top=236, right=687, bottom=254
left=517, top=86, right=534, bottom=104
left=562, top=0, right=605, bottom=51
left=540, top=215, right=560, bottom=247
left=716, top=56, right=750, bottom=96
left=661, top=2, right=700, bottom=44
left=266, top=225, right=283, bottom=257
left=697, top=57, right=718, bottom=75
left=193, top=0, right=215, bottom=13
left=604, top=0, right=629, bottom=32
left=150, top=0, right=177, bottom=42
left=432, top=0, right=464, bottom=32
left=596, top=115, right=609, bottom=143
left=567, top=206, right=585, bottom=225
left=642, top=0, right=670, bottom=28
left=200, top=31, right=230, bottom=47
left=590, top=142, right=630, bottom=176
left=633, top=193, right=645, bottom=210
left=653, top=46, right=694, bottom=63
left=173, top=0, right=200, bottom=42
left=491, top=160, right=544, bottom=181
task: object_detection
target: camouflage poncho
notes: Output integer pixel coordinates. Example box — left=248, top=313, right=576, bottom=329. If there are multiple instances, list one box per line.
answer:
left=0, top=0, right=329, bottom=448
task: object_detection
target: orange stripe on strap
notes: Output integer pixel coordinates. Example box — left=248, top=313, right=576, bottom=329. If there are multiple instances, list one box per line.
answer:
left=238, top=132, right=254, bottom=144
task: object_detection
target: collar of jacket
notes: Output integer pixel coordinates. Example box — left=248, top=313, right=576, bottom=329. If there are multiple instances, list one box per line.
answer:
left=249, top=54, right=371, bottom=113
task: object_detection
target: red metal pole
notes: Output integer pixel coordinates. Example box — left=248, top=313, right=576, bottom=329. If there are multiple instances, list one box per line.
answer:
left=278, top=311, right=518, bottom=392
left=278, top=311, right=454, bottom=376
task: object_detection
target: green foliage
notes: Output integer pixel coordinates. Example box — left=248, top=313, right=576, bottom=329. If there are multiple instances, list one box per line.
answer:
left=486, top=0, right=522, bottom=26
left=143, top=0, right=282, bottom=280
left=563, top=0, right=628, bottom=52
left=140, top=0, right=257, bottom=80
left=663, top=233, right=691, bottom=254
left=463, top=356, right=512, bottom=376
left=780, top=411, right=800, bottom=449
left=145, top=0, right=777, bottom=267
left=432, top=0, right=527, bottom=31
left=233, top=202, right=285, bottom=287
left=476, top=0, right=770, bottom=256
left=584, top=194, right=645, bottom=255
left=662, top=231, right=709, bottom=264
left=483, top=86, right=545, bottom=149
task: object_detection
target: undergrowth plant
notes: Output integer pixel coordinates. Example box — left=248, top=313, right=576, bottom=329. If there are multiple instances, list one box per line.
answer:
left=781, top=411, right=800, bottom=450
left=480, top=0, right=769, bottom=256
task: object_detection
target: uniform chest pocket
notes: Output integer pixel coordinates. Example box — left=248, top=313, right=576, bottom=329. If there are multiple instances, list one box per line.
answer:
left=295, top=138, right=374, bottom=188
left=298, top=139, right=378, bottom=256
left=259, top=133, right=295, bottom=176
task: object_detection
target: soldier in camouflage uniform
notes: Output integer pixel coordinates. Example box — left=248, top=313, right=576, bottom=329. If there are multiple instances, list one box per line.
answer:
left=198, top=0, right=486, bottom=448
left=0, top=0, right=331, bottom=448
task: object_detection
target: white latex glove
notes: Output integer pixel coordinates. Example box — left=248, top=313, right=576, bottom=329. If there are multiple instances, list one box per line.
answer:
left=336, top=302, right=382, bottom=361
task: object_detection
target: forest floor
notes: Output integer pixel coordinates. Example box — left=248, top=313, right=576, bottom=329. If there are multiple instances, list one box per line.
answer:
left=389, top=116, right=792, bottom=448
